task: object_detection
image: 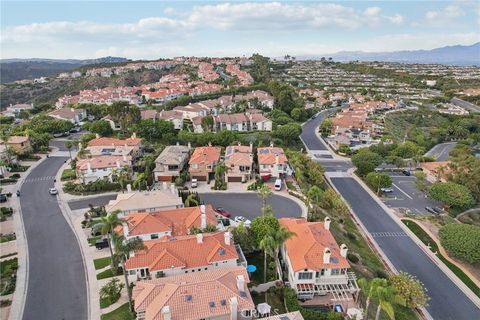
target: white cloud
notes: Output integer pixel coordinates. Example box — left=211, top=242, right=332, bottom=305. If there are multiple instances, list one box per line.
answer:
left=426, top=5, right=464, bottom=23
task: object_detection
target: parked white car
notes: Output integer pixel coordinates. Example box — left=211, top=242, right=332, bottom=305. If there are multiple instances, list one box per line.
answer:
left=49, top=188, right=58, bottom=195
left=234, top=216, right=251, bottom=227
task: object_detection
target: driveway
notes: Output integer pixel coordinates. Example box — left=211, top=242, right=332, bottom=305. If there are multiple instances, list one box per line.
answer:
left=68, top=194, right=117, bottom=211
left=20, top=156, right=87, bottom=320
left=199, top=193, right=303, bottom=220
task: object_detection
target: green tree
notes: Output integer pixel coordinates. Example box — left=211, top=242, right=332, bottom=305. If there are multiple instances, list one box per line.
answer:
left=270, top=225, right=296, bottom=279
left=65, top=141, right=74, bottom=161
left=428, top=182, right=475, bottom=209
left=94, top=211, right=123, bottom=268
left=439, top=224, right=480, bottom=263
left=85, top=120, right=113, bottom=137
left=365, top=172, right=392, bottom=194
left=108, top=102, right=141, bottom=133
left=184, top=194, right=199, bottom=207
left=112, top=167, right=130, bottom=193
left=112, top=234, right=146, bottom=311
left=307, top=186, right=324, bottom=215
left=390, top=272, right=429, bottom=308
left=259, top=233, right=275, bottom=283
left=257, top=184, right=272, bottom=215
left=201, top=115, right=214, bottom=132
left=132, top=173, right=147, bottom=191
left=373, top=282, right=404, bottom=320
left=320, top=118, right=334, bottom=137
left=290, top=107, right=307, bottom=122
left=251, top=215, right=280, bottom=246
left=231, top=223, right=256, bottom=255
left=352, top=149, right=383, bottom=176
left=447, top=152, right=480, bottom=202
left=213, top=162, right=229, bottom=190
left=273, top=123, right=302, bottom=146
left=133, top=119, right=175, bottom=143
left=99, top=278, right=124, bottom=307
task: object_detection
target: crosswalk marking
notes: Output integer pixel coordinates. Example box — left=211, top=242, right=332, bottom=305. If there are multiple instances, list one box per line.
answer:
left=370, top=231, right=408, bottom=238
left=24, top=176, right=56, bottom=183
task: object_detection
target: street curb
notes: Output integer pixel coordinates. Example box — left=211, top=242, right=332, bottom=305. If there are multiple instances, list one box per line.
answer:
left=9, top=155, right=47, bottom=320
left=55, top=160, right=99, bottom=320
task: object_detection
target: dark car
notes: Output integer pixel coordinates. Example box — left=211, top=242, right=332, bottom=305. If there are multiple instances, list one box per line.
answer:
left=95, top=238, right=109, bottom=250
left=215, top=207, right=231, bottom=218
left=425, top=207, right=437, bottom=214
left=402, top=170, right=411, bottom=176
left=0, top=194, right=7, bottom=203
left=70, top=127, right=81, bottom=133
left=433, top=207, right=443, bottom=214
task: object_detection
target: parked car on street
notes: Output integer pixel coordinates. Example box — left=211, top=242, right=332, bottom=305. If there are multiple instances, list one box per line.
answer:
left=95, top=238, right=109, bottom=250
left=381, top=187, right=394, bottom=193
left=0, top=194, right=7, bottom=203
left=425, top=207, right=438, bottom=214
left=70, top=127, right=81, bottom=133
left=234, top=216, right=251, bottom=227
left=215, top=207, right=231, bottom=218
left=402, top=170, right=411, bottom=176
left=49, top=188, right=58, bottom=195
left=53, top=132, right=63, bottom=138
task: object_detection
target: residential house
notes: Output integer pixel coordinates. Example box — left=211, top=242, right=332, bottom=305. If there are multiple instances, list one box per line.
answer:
left=188, top=146, right=222, bottom=181
left=249, top=112, right=272, bottom=131
left=158, top=110, right=184, bottom=130
left=75, top=155, right=131, bottom=184
left=105, top=189, right=184, bottom=216
left=214, top=113, right=250, bottom=132
left=125, top=231, right=241, bottom=282
left=257, top=145, right=289, bottom=179
left=224, top=144, right=254, bottom=183
left=84, top=145, right=136, bottom=158
left=6, top=103, right=34, bottom=116
left=173, top=103, right=210, bottom=120
left=153, top=144, right=191, bottom=182
left=86, top=134, right=143, bottom=159
left=132, top=266, right=255, bottom=320
left=191, top=116, right=204, bottom=133
left=49, top=107, right=87, bottom=124
left=279, top=218, right=359, bottom=309
left=246, top=90, right=274, bottom=109
left=6, top=136, right=32, bottom=154
left=102, top=115, right=122, bottom=131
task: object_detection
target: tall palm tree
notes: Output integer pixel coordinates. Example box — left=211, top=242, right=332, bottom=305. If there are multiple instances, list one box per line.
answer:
left=113, top=167, right=130, bottom=193
left=94, top=210, right=123, bottom=268
left=374, top=283, right=405, bottom=320
left=271, top=226, right=296, bottom=277
left=112, top=234, right=145, bottom=312
left=307, top=186, right=323, bottom=215
left=133, top=173, right=147, bottom=191
left=184, top=194, right=199, bottom=207
left=358, top=278, right=386, bottom=320
left=257, top=184, right=272, bottom=216
left=259, top=233, right=275, bottom=283
left=65, top=141, right=73, bottom=160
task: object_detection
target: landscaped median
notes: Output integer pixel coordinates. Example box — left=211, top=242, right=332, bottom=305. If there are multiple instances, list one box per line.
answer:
left=402, top=219, right=480, bottom=298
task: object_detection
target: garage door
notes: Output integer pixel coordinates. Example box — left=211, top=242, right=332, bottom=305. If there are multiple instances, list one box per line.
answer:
left=228, top=176, right=242, bottom=182
left=157, top=176, right=172, bottom=182
left=192, top=175, right=207, bottom=181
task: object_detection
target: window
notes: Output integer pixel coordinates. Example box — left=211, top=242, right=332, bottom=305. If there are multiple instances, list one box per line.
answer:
left=129, top=270, right=136, bottom=275
left=321, top=269, right=325, bottom=276
left=150, top=234, right=159, bottom=240
left=191, top=164, right=198, bottom=169
left=298, top=272, right=312, bottom=280
left=331, top=269, right=341, bottom=276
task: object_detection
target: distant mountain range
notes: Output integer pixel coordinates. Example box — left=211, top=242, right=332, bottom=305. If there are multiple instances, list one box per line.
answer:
left=297, top=42, right=480, bottom=65
left=0, top=56, right=129, bottom=83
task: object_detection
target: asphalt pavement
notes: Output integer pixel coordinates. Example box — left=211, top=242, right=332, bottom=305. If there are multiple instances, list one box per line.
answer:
left=300, top=110, right=331, bottom=151
left=331, top=177, right=480, bottom=319
left=451, top=97, right=480, bottom=113
left=424, top=142, right=456, bottom=161
left=68, top=194, right=117, bottom=211
left=20, top=156, right=88, bottom=320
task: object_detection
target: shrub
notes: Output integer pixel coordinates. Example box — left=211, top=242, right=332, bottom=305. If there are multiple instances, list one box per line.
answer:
left=429, top=182, right=475, bottom=210
left=347, top=253, right=359, bottom=263
left=99, top=278, right=124, bottom=309
left=284, top=287, right=342, bottom=320
left=439, top=224, right=480, bottom=264
left=365, top=172, right=392, bottom=191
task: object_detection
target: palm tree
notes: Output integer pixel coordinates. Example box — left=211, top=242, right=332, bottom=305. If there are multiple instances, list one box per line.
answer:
left=184, top=194, right=199, bottom=207
left=373, top=283, right=405, bottom=320
left=271, top=226, right=296, bottom=277
left=133, top=173, right=147, bottom=191
left=307, top=186, right=323, bottom=215
left=94, top=210, right=123, bottom=268
left=112, top=234, right=146, bottom=312
left=257, top=184, right=272, bottom=215
left=214, top=162, right=229, bottom=189
left=358, top=278, right=384, bottom=320
left=113, top=167, right=130, bottom=193
left=65, top=141, right=73, bottom=160
left=259, top=233, right=275, bottom=283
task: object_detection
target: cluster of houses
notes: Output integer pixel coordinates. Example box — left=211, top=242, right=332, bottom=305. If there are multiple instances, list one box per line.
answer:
left=92, top=181, right=358, bottom=319
left=325, top=100, right=400, bottom=150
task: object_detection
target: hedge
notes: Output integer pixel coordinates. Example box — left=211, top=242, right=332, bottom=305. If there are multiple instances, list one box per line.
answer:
left=439, top=224, right=480, bottom=264
left=284, top=287, right=342, bottom=320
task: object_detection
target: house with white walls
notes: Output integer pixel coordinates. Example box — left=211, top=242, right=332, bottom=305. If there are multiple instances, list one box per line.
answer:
left=105, top=189, right=183, bottom=216
left=279, top=217, right=359, bottom=309
left=153, top=143, right=191, bottom=182
left=75, top=155, right=131, bottom=184
left=125, top=231, right=241, bottom=282
left=257, top=145, right=289, bottom=179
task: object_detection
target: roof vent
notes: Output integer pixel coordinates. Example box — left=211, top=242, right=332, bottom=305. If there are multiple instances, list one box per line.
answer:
left=209, top=301, right=215, bottom=308
left=220, top=299, right=226, bottom=306
left=219, top=248, right=226, bottom=256
left=239, top=291, right=247, bottom=297
left=185, top=295, right=192, bottom=302
left=331, top=257, right=339, bottom=264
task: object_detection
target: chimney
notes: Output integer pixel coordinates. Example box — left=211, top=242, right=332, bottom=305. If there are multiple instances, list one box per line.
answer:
left=208, top=141, right=212, bottom=147
left=187, top=141, right=191, bottom=149
left=176, top=141, right=179, bottom=146
left=170, top=184, right=175, bottom=194
left=237, top=142, right=241, bottom=146
left=70, top=107, right=75, bottom=112
left=200, top=205, right=207, bottom=229
left=161, top=306, right=171, bottom=320
left=132, top=132, right=137, bottom=139
left=340, top=244, right=348, bottom=258
left=249, top=142, right=253, bottom=151
left=323, top=247, right=331, bottom=264
left=324, top=217, right=331, bottom=231
left=87, top=161, right=92, bottom=173
left=95, top=133, right=100, bottom=139
left=116, top=160, right=121, bottom=168
left=230, top=297, right=238, bottom=320
left=123, top=154, right=127, bottom=162
left=196, top=233, right=203, bottom=244
left=236, top=275, right=245, bottom=291
left=126, top=184, right=132, bottom=193
left=270, top=141, right=274, bottom=148
left=275, top=154, right=279, bottom=165
left=224, top=232, right=231, bottom=245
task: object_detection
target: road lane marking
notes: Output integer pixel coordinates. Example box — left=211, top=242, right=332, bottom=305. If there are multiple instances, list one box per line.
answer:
left=370, top=231, right=408, bottom=238
left=392, top=183, right=413, bottom=199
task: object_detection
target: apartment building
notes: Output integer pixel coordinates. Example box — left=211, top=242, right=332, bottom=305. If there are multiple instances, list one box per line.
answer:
left=279, top=218, right=359, bottom=309
left=153, top=144, right=191, bottom=182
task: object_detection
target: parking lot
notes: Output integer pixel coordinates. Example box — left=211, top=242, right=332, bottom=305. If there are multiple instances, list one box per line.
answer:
left=381, top=173, right=442, bottom=214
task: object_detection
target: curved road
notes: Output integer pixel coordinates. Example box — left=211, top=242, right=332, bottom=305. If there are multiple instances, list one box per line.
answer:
left=301, top=116, right=480, bottom=319
left=20, top=156, right=87, bottom=320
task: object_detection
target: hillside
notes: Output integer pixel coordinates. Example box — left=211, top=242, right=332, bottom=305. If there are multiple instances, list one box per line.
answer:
left=0, top=56, right=128, bottom=83
left=0, top=68, right=169, bottom=109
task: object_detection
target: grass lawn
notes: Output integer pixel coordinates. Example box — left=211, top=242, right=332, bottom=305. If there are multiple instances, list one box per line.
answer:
left=97, top=267, right=123, bottom=280
left=61, top=168, right=76, bottom=181
left=94, top=257, right=112, bottom=270
left=101, top=303, right=134, bottom=320
left=100, top=294, right=120, bottom=309
left=88, top=236, right=101, bottom=246
left=251, top=287, right=286, bottom=314
left=402, top=219, right=480, bottom=298
left=0, top=233, right=16, bottom=243
left=245, top=252, right=276, bottom=286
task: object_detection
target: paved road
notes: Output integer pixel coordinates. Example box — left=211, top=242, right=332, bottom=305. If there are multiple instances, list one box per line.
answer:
left=199, top=193, right=302, bottom=220
left=49, top=132, right=84, bottom=151
left=451, top=97, right=480, bottom=113
left=300, top=110, right=332, bottom=151
left=425, top=142, right=456, bottom=161
left=300, top=116, right=480, bottom=319
left=67, top=192, right=303, bottom=220
left=331, top=177, right=480, bottom=319
left=20, top=156, right=88, bottom=320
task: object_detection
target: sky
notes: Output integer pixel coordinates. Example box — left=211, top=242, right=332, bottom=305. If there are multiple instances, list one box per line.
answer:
left=1, top=0, right=479, bottom=60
